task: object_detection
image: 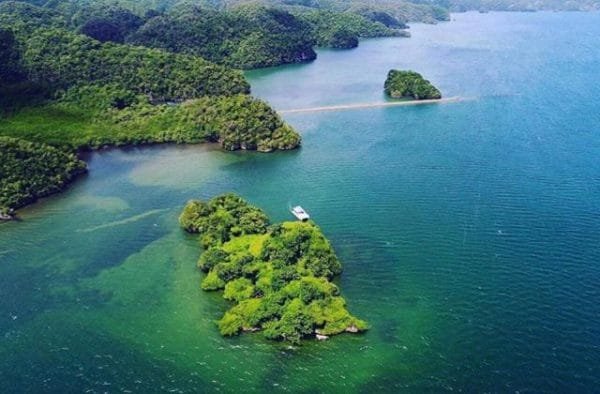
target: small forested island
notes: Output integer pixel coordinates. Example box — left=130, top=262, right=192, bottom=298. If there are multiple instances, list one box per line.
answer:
left=179, top=193, right=368, bottom=343
left=384, top=70, right=442, bottom=100
left=0, top=137, right=86, bottom=217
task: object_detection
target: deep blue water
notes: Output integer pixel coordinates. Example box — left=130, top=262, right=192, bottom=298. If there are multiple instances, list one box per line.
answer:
left=1, top=11, right=599, bottom=392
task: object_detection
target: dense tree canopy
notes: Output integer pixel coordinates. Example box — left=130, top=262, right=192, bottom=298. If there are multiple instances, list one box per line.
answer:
left=75, top=4, right=144, bottom=42
left=296, top=9, right=406, bottom=49
left=215, top=0, right=449, bottom=22
left=20, top=28, right=249, bottom=101
left=0, top=2, right=67, bottom=33
left=384, top=69, right=442, bottom=100
left=180, top=194, right=367, bottom=343
left=0, top=136, right=86, bottom=212
left=128, top=5, right=316, bottom=69
left=0, top=3, right=302, bottom=214
left=0, top=85, right=301, bottom=151
left=0, top=29, right=25, bottom=86
left=0, top=1, right=416, bottom=69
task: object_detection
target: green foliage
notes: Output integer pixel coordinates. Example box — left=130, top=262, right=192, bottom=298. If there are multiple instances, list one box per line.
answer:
left=0, top=2, right=301, bottom=215
left=0, top=28, right=25, bottom=86
left=20, top=28, right=248, bottom=101
left=74, top=4, right=144, bottom=43
left=180, top=193, right=367, bottom=343
left=326, top=0, right=450, bottom=23
left=128, top=5, right=316, bottom=69
left=384, top=69, right=442, bottom=100
left=0, top=136, right=86, bottom=211
left=0, top=4, right=299, bottom=148
left=0, top=86, right=301, bottom=151
left=212, top=0, right=449, bottom=23
left=262, top=298, right=314, bottom=343
left=355, top=8, right=408, bottom=28
left=307, top=296, right=369, bottom=335
left=0, top=2, right=67, bottom=34
left=296, top=10, right=403, bottom=49
left=223, top=278, right=255, bottom=301
left=179, top=193, right=270, bottom=246
left=197, top=247, right=230, bottom=271
left=201, top=270, right=226, bottom=290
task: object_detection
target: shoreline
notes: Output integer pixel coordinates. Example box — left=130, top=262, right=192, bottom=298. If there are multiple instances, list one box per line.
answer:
left=3, top=139, right=300, bottom=220
left=278, top=96, right=466, bottom=114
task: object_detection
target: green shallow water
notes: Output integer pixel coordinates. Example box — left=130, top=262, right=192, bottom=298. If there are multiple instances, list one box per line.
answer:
left=1, top=12, right=600, bottom=392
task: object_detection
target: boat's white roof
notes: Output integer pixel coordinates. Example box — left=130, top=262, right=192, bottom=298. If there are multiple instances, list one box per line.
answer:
left=291, top=206, right=310, bottom=220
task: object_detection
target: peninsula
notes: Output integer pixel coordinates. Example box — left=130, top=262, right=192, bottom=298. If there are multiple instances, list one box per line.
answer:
left=0, top=6, right=301, bottom=216
left=179, top=193, right=368, bottom=343
left=384, top=69, right=442, bottom=100
left=0, top=137, right=87, bottom=218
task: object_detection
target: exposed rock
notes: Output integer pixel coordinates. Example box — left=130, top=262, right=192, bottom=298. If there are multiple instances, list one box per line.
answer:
left=0, top=213, right=14, bottom=221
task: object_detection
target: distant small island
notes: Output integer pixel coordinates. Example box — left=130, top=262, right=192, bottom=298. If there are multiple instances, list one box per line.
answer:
left=180, top=193, right=368, bottom=343
left=384, top=70, right=442, bottom=100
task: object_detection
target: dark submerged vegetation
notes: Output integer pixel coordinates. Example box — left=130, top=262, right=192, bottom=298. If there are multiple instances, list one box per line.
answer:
left=179, top=193, right=368, bottom=343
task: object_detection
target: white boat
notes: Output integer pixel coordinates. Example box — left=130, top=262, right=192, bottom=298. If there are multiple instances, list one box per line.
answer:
left=291, top=206, right=310, bottom=221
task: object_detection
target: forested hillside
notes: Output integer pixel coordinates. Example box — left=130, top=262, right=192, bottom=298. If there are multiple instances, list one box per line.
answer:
left=295, top=9, right=408, bottom=49
left=128, top=5, right=317, bottom=69
left=0, top=1, right=303, bottom=213
left=0, top=0, right=419, bottom=68
left=0, top=137, right=86, bottom=214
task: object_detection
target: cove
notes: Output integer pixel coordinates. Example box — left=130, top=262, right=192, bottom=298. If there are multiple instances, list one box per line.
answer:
left=1, top=12, right=599, bottom=392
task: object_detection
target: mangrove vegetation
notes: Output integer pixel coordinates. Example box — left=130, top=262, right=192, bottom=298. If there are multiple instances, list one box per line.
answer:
left=0, top=2, right=302, bottom=212
left=0, top=136, right=86, bottom=214
left=179, top=193, right=368, bottom=343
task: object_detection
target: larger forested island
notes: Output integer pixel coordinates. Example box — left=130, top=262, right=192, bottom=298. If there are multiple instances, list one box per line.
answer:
left=179, top=193, right=367, bottom=343
left=1, top=0, right=596, bottom=216
left=0, top=0, right=443, bottom=216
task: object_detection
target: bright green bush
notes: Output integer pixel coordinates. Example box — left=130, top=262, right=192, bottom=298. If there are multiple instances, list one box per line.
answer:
left=181, top=193, right=367, bottom=343
left=223, top=278, right=255, bottom=302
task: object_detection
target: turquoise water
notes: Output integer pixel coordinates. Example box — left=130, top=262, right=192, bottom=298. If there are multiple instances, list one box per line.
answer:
left=1, top=12, right=599, bottom=392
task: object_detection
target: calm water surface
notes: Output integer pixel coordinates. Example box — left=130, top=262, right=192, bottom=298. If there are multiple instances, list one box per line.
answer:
left=1, top=12, right=599, bottom=392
